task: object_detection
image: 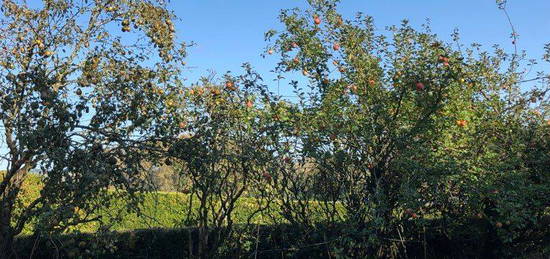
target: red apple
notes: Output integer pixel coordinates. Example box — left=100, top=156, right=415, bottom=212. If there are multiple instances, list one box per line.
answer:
left=211, top=88, right=221, bottom=96
left=456, top=120, right=467, bottom=127
left=196, top=88, right=204, bottom=96
left=313, top=15, right=321, bottom=25
left=416, top=82, right=425, bottom=91
left=336, top=17, right=343, bottom=26
left=438, top=55, right=449, bottom=63
left=225, top=81, right=236, bottom=91
left=333, top=43, right=340, bottom=51
left=347, top=84, right=358, bottom=93
left=43, top=50, right=54, bottom=57
left=368, top=79, right=375, bottom=86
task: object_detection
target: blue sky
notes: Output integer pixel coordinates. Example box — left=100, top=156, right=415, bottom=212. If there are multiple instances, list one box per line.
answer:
left=170, top=0, right=550, bottom=92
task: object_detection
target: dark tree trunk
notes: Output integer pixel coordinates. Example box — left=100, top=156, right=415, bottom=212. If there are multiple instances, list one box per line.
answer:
left=1, top=184, right=19, bottom=259
left=198, top=226, right=209, bottom=259
left=0, top=231, right=14, bottom=259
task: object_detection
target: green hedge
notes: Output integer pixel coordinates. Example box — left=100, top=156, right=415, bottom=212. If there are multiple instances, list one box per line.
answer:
left=14, top=219, right=550, bottom=258
left=15, top=175, right=275, bottom=234
left=16, top=174, right=341, bottom=235
left=8, top=174, right=550, bottom=258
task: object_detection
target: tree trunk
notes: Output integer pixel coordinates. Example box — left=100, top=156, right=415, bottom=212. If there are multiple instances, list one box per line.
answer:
left=1, top=176, right=24, bottom=259
left=198, top=226, right=209, bottom=259
left=0, top=231, right=14, bottom=259
left=1, top=200, right=15, bottom=259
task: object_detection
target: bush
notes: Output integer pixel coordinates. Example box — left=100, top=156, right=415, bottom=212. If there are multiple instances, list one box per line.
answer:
left=14, top=218, right=549, bottom=258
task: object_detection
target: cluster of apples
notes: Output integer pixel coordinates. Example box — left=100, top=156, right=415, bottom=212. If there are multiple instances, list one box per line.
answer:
left=210, top=87, right=221, bottom=96
left=32, top=38, right=55, bottom=57
left=225, top=80, right=254, bottom=107
left=289, top=15, right=343, bottom=76
left=188, top=87, right=205, bottom=97
left=277, top=15, right=344, bottom=77
left=121, top=19, right=131, bottom=32
left=438, top=55, right=450, bottom=67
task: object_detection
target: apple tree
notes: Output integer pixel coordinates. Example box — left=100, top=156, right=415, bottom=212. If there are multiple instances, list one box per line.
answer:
left=166, top=65, right=279, bottom=257
left=264, top=0, right=549, bottom=256
left=0, top=0, right=186, bottom=256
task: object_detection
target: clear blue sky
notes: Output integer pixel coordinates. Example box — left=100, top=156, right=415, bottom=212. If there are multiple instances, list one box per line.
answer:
left=170, top=0, right=550, bottom=91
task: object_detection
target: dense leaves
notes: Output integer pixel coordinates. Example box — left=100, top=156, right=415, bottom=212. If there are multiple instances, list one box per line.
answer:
left=257, top=0, right=550, bottom=256
left=0, top=0, right=185, bottom=256
left=1, top=0, right=549, bottom=258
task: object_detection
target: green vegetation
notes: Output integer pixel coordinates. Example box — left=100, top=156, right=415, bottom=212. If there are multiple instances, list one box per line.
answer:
left=2, top=0, right=549, bottom=258
left=12, top=173, right=550, bottom=258
left=15, top=174, right=346, bottom=235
